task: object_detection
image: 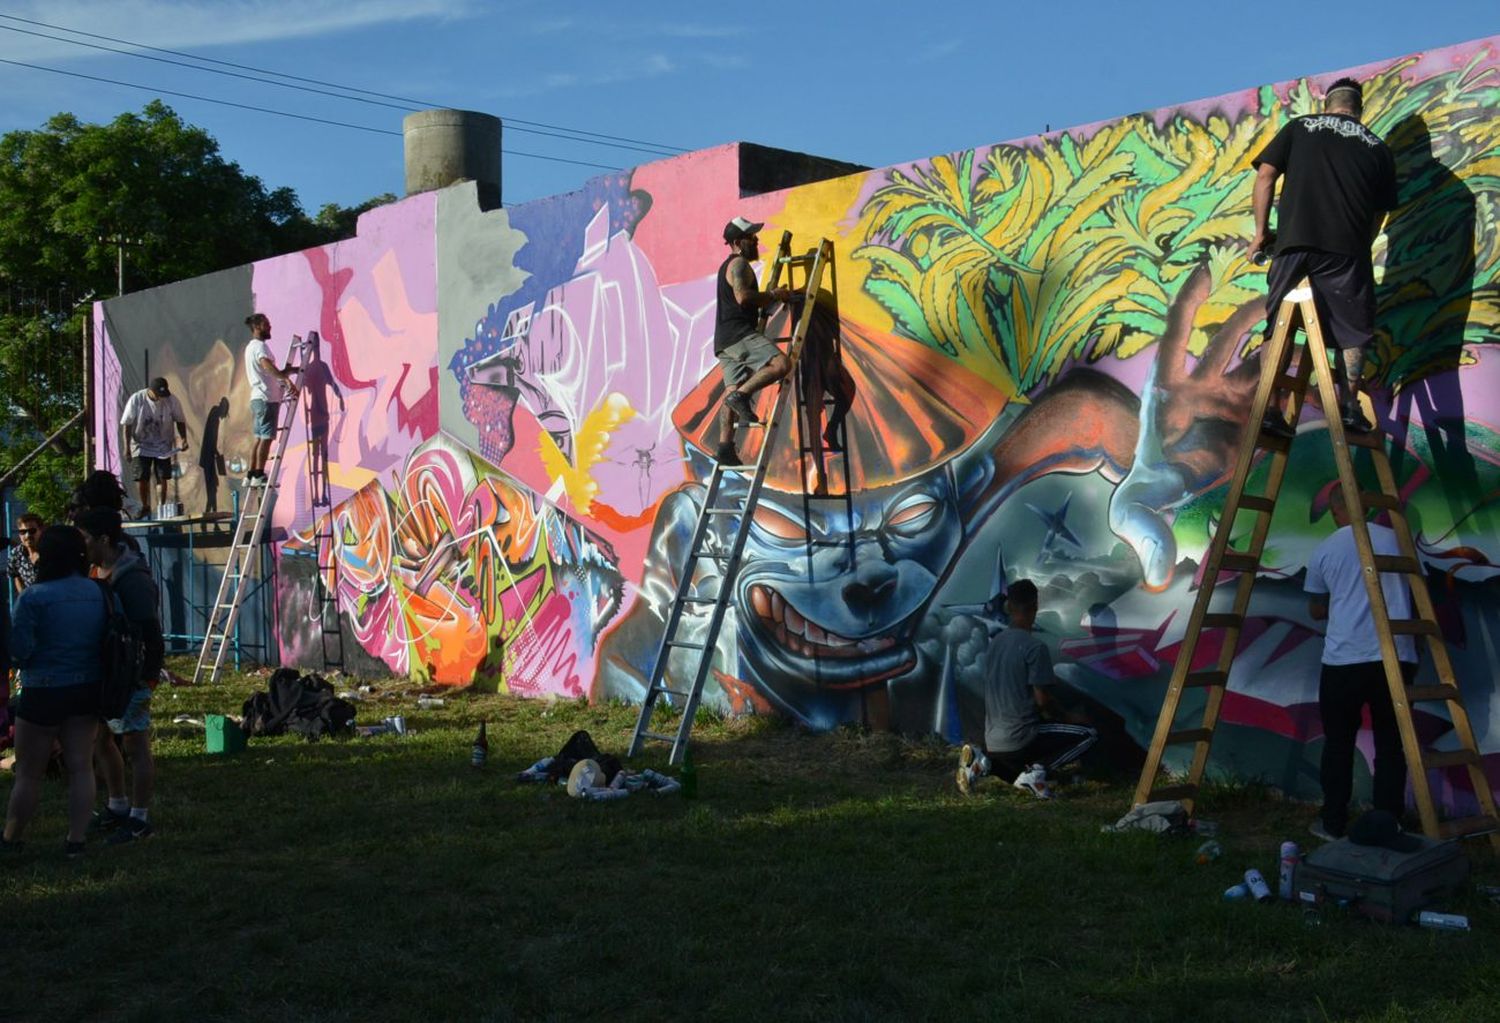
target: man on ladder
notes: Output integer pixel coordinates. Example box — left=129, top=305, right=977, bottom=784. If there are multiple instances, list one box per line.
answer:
left=714, top=216, right=796, bottom=466
left=243, top=313, right=300, bottom=485
left=1249, top=76, right=1398, bottom=436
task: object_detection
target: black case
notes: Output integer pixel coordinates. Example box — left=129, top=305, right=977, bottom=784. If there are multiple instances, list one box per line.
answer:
left=1292, top=835, right=1469, bottom=923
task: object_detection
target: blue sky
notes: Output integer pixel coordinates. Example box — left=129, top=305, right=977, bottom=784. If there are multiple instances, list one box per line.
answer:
left=1, top=1, right=1497, bottom=214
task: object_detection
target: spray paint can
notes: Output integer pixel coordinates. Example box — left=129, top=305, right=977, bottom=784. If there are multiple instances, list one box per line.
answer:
left=1223, top=883, right=1250, bottom=901
left=1416, top=911, right=1470, bottom=932
left=1243, top=868, right=1274, bottom=903
left=1278, top=841, right=1301, bottom=901
left=1195, top=840, right=1223, bottom=865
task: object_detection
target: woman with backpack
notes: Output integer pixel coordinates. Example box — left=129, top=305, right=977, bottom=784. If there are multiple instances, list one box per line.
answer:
left=1, top=525, right=107, bottom=857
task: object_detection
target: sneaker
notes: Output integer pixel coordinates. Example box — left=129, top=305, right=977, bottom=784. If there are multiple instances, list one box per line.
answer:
left=246, top=473, right=269, bottom=488
left=1259, top=412, right=1296, bottom=441
left=1012, top=763, right=1053, bottom=800
left=107, top=817, right=154, bottom=845
left=713, top=442, right=742, bottom=467
left=724, top=389, right=761, bottom=424
left=90, top=807, right=130, bottom=833
left=823, top=421, right=844, bottom=451
left=1309, top=818, right=1343, bottom=842
left=956, top=743, right=977, bottom=795
left=1340, top=405, right=1375, bottom=434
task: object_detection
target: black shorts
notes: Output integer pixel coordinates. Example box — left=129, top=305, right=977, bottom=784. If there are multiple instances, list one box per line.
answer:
left=14, top=682, right=99, bottom=726
left=135, top=455, right=174, bottom=482
left=1265, top=248, right=1377, bottom=351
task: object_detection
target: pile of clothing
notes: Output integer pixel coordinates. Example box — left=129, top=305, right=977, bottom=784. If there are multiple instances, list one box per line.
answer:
left=241, top=669, right=356, bottom=741
left=516, top=729, right=681, bottom=800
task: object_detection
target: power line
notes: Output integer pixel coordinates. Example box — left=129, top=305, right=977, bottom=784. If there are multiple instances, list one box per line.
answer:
left=0, top=22, right=677, bottom=159
left=0, top=13, right=691, bottom=155
left=0, top=57, right=624, bottom=171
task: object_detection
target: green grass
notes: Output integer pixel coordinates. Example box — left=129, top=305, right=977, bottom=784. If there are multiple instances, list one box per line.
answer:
left=4, top=660, right=1499, bottom=1022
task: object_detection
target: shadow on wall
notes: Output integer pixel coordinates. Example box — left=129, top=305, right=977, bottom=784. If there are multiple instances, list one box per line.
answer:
left=1383, top=113, right=1480, bottom=532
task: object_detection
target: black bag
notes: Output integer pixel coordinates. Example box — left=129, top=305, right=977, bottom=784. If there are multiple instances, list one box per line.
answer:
left=96, top=579, right=147, bottom=720
left=1293, top=835, right=1470, bottom=923
left=241, top=668, right=355, bottom=741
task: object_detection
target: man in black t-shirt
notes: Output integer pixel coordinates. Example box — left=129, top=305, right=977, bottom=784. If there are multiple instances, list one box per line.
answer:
left=1250, top=77, right=1399, bottom=435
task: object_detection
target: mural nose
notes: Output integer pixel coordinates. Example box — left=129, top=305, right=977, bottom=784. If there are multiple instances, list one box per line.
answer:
left=842, top=560, right=898, bottom=615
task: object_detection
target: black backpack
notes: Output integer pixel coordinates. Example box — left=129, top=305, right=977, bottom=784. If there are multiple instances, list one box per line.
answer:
left=96, top=579, right=147, bottom=720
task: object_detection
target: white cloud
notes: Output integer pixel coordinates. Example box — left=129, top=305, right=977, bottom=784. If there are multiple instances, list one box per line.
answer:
left=655, top=23, right=744, bottom=39
left=0, top=1, right=478, bottom=61
left=493, top=52, right=678, bottom=99
left=912, top=38, right=963, bottom=63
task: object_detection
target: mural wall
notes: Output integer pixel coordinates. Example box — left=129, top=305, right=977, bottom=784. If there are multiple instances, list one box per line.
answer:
left=96, top=36, right=1500, bottom=808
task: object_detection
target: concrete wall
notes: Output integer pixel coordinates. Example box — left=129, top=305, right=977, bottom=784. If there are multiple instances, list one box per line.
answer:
left=96, top=36, right=1500, bottom=810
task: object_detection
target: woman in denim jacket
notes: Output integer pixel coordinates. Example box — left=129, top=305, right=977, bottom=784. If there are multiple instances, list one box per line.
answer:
left=2, top=525, right=107, bottom=856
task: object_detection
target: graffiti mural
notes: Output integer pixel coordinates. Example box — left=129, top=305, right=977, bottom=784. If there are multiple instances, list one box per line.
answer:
left=282, top=435, right=624, bottom=690
left=94, top=34, right=1500, bottom=808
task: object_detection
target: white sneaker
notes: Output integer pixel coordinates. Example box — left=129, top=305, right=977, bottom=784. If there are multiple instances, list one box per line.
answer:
left=1013, top=763, right=1053, bottom=800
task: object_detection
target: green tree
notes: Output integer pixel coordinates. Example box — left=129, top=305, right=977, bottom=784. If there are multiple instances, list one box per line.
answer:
left=0, top=101, right=338, bottom=519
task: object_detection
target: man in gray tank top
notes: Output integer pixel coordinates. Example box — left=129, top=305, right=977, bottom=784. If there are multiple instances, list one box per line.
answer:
left=712, top=217, right=795, bottom=465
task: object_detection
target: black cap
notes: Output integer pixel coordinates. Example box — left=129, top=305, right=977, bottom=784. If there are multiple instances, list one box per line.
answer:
left=723, top=216, right=764, bottom=243
left=1348, top=810, right=1423, bottom=852
left=150, top=377, right=170, bottom=396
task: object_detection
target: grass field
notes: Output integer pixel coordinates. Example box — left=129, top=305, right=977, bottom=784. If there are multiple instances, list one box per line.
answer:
left=3, top=661, right=1498, bottom=1023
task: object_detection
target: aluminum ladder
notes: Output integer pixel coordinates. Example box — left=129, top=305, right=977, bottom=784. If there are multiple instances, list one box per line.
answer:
left=628, top=235, right=836, bottom=764
left=193, top=336, right=306, bottom=684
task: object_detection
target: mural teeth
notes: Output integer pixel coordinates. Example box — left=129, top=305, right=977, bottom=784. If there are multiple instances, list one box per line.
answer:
left=783, top=603, right=806, bottom=636
left=771, top=589, right=785, bottom=624
left=750, top=585, right=771, bottom=618
left=804, top=621, right=828, bottom=644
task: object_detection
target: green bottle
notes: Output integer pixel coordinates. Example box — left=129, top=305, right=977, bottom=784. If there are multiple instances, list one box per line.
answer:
left=680, top=746, right=698, bottom=799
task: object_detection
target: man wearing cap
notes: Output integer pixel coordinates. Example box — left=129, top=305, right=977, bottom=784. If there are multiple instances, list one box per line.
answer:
left=119, top=377, right=188, bottom=515
left=1250, top=76, right=1399, bottom=436
left=1305, top=483, right=1418, bottom=841
left=713, top=216, right=795, bottom=465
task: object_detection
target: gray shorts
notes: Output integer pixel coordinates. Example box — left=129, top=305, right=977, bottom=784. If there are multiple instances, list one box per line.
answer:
left=715, top=332, right=781, bottom=389
left=250, top=398, right=279, bottom=439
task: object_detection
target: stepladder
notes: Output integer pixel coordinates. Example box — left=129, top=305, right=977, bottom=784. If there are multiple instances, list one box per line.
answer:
left=299, top=331, right=345, bottom=674
left=1132, top=277, right=1500, bottom=849
left=193, top=337, right=306, bottom=684
left=627, top=233, right=854, bottom=764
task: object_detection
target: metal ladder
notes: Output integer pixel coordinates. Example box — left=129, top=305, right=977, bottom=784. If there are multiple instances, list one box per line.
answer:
left=1132, top=279, right=1500, bottom=850
left=193, top=336, right=306, bottom=684
left=628, top=235, right=835, bottom=764
left=299, top=330, right=345, bottom=675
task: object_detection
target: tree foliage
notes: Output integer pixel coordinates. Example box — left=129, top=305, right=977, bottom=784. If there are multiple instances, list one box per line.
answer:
left=0, top=101, right=383, bottom=519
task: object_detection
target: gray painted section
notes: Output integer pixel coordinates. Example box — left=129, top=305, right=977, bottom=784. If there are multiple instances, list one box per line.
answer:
left=404, top=109, right=502, bottom=211
left=435, top=181, right=530, bottom=451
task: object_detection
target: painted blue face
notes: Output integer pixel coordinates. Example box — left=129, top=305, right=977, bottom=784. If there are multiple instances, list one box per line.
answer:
left=713, top=466, right=964, bottom=719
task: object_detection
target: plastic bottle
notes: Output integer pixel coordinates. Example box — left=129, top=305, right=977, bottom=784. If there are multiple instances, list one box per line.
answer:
left=417, top=696, right=445, bottom=710
left=1243, top=868, right=1274, bottom=903
left=1194, top=840, right=1223, bottom=865
left=1416, top=911, right=1470, bottom=932
left=680, top=746, right=698, bottom=799
left=471, top=721, right=488, bottom=768
left=1278, top=841, right=1301, bottom=901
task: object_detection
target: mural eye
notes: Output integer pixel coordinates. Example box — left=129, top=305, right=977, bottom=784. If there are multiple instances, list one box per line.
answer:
left=887, top=496, right=939, bottom=537
left=752, top=505, right=807, bottom=543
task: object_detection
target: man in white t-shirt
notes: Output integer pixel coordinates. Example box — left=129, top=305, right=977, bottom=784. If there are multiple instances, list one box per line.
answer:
left=119, top=377, right=187, bottom=514
left=242, top=313, right=299, bottom=485
left=1304, top=483, right=1418, bottom=841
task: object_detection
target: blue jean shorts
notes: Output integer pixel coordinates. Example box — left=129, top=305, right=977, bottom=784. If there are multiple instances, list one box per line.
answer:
left=250, top=398, right=280, bottom=439
left=107, top=687, right=152, bottom=734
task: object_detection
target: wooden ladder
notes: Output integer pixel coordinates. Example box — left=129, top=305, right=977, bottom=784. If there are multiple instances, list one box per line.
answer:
left=1132, top=278, right=1500, bottom=849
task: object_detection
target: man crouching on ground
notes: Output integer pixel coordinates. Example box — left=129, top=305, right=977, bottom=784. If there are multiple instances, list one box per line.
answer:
left=712, top=216, right=795, bottom=466
left=957, top=579, right=1098, bottom=798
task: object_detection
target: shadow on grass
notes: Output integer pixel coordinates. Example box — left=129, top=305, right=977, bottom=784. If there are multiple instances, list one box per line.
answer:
left=2, top=685, right=1496, bottom=1022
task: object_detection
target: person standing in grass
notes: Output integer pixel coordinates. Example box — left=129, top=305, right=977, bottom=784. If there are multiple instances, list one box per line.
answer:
left=956, top=579, right=1098, bottom=799
left=2, top=526, right=106, bottom=857
left=1304, top=483, right=1417, bottom=841
left=8, top=513, right=44, bottom=596
left=79, top=507, right=164, bottom=844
